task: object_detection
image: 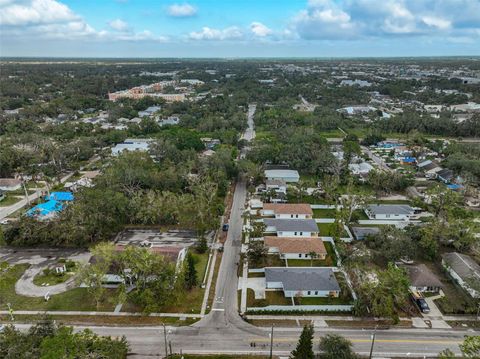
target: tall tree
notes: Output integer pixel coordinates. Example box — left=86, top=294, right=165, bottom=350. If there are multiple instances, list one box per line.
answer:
left=184, top=252, right=198, bottom=290
left=319, top=334, right=357, bottom=359
left=290, top=324, right=315, bottom=359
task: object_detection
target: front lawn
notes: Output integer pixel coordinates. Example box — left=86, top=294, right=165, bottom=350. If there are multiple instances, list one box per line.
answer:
left=0, top=194, right=23, bottom=207
left=0, top=263, right=117, bottom=312
left=247, top=289, right=292, bottom=307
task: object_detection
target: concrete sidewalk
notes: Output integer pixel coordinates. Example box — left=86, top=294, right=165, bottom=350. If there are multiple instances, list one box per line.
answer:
left=0, top=310, right=203, bottom=318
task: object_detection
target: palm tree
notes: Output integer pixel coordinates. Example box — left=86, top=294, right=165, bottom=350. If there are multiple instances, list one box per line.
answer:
left=307, top=251, right=318, bottom=267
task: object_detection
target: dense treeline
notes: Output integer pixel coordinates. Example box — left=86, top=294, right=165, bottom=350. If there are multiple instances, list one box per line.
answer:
left=0, top=320, right=128, bottom=359
left=4, top=150, right=234, bottom=246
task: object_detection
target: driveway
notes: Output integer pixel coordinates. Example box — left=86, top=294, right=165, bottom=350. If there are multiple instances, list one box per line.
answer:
left=0, top=248, right=91, bottom=297
left=15, top=265, right=78, bottom=297
left=246, top=277, right=266, bottom=299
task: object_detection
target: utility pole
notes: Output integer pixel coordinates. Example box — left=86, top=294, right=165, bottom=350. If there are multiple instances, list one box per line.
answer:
left=369, top=325, right=377, bottom=359
left=269, top=324, right=274, bottom=359
left=162, top=323, right=168, bottom=358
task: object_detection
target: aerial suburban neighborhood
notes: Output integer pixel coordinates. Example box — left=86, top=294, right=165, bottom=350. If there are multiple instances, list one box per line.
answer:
left=1, top=1, right=480, bottom=358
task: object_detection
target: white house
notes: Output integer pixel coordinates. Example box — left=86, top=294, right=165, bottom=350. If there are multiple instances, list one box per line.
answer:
left=264, top=237, right=327, bottom=260
left=111, top=138, right=152, bottom=156
left=265, top=267, right=340, bottom=298
left=442, top=252, right=480, bottom=298
left=365, top=204, right=415, bottom=221
left=0, top=178, right=22, bottom=191
left=265, top=179, right=287, bottom=194
left=264, top=169, right=300, bottom=183
left=261, top=203, right=313, bottom=219
left=348, top=162, right=374, bottom=176
left=263, top=218, right=319, bottom=237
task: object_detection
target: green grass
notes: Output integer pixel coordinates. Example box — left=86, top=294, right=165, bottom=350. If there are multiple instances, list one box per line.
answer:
left=32, top=271, right=74, bottom=286
left=324, top=242, right=338, bottom=266
left=286, top=256, right=335, bottom=267
left=247, top=289, right=292, bottom=307
left=122, top=251, right=209, bottom=314
left=295, top=296, right=351, bottom=305
left=250, top=255, right=285, bottom=269
left=0, top=194, right=23, bottom=207
left=352, top=209, right=369, bottom=220
left=312, top=208, right=337, bottom=218
left=0, top=264, right=117, bottom=312
left=317, top=223, right=349, bottom=238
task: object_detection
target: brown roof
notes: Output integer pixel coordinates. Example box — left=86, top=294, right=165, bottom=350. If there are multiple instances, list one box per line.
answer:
left=0, top=178, right=21, bottom=187
left=264, top=236, right=326, bottom=255
left=401, top=264, right=443, bottom=288
left=262, top=203, right=313, bottom=215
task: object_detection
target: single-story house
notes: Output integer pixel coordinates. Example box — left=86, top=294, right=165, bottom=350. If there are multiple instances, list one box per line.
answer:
left=264, top=169, right=300, bottom=183
left=437, top=168, right=454, bottom=184
left=265, top=267, right=340, bottom=298
left=261, top=203, right=313, bottom=219
left=349, top=162, right=374, bottom=176
left=0, top=178, right=22, bottom=192
left=201, top=138, right=221, bottom=150
left=351, top=226, right=381, bottom=240
left=365, top=204, right=415, bottom=221
left=399, top=263, right=443, bottom=293
left=264, top=236, right=327, bottom=260
left=266, top=179, right=287, bottom=194
left=417, top=160, right=442, bottom=178
left=111, top=139, right=151, bottom=156
left=269, top=192, right=287, bottom=204
left=263, top=218, right=319, bottom=237
left=138, top=106, right=161, bottom=117
left=442, top=252, right=480, bottom=298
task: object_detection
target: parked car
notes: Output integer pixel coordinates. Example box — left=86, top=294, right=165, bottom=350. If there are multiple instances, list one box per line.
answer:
left=222, top=223, right=229, bottom=231
left=411, top=294, right=430, bottom=314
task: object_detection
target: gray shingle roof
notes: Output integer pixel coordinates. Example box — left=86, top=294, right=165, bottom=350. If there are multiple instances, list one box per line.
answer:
left=400, top=263, right=443, bottom=288
left=442, top=252, right=480, bottom=284
left=265, top=268, right=340, bottom=292
left=351, top=226, right=381, bottom=240
left=366, top=204, right=414, bottom=216
left=264, top=218, right=319, bottom=232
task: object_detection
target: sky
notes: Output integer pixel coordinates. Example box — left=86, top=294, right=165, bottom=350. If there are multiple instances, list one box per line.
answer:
left=1, top=0, right=480, bottom=58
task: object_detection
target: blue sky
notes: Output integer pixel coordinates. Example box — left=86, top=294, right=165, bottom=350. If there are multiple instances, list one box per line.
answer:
left=1, top=0, right=479, bottom=57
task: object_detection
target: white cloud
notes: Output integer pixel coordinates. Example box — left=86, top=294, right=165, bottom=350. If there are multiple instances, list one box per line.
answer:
left=292, top=0, right=356, bottom=40
left=0, top=0, right=78, bottom=26
left=422, top=16, right=451, bottom=30
left=250, top=22, right=272, bottom=37
left=108, top=19, right=129, bottom=32
left=290, top=0, right=480, bottom=40
left=189, top=26, right=243, bottom=41
left=167, top=3, right=197, bottom=17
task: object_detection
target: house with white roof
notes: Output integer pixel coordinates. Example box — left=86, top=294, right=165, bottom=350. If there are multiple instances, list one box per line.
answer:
left=365, top=204, right=415, bottom=221
left=264, top=169, right=300, bottom=183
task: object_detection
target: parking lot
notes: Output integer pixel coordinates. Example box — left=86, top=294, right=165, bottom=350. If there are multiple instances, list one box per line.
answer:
left=115, top=229, right=213, bottom=248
